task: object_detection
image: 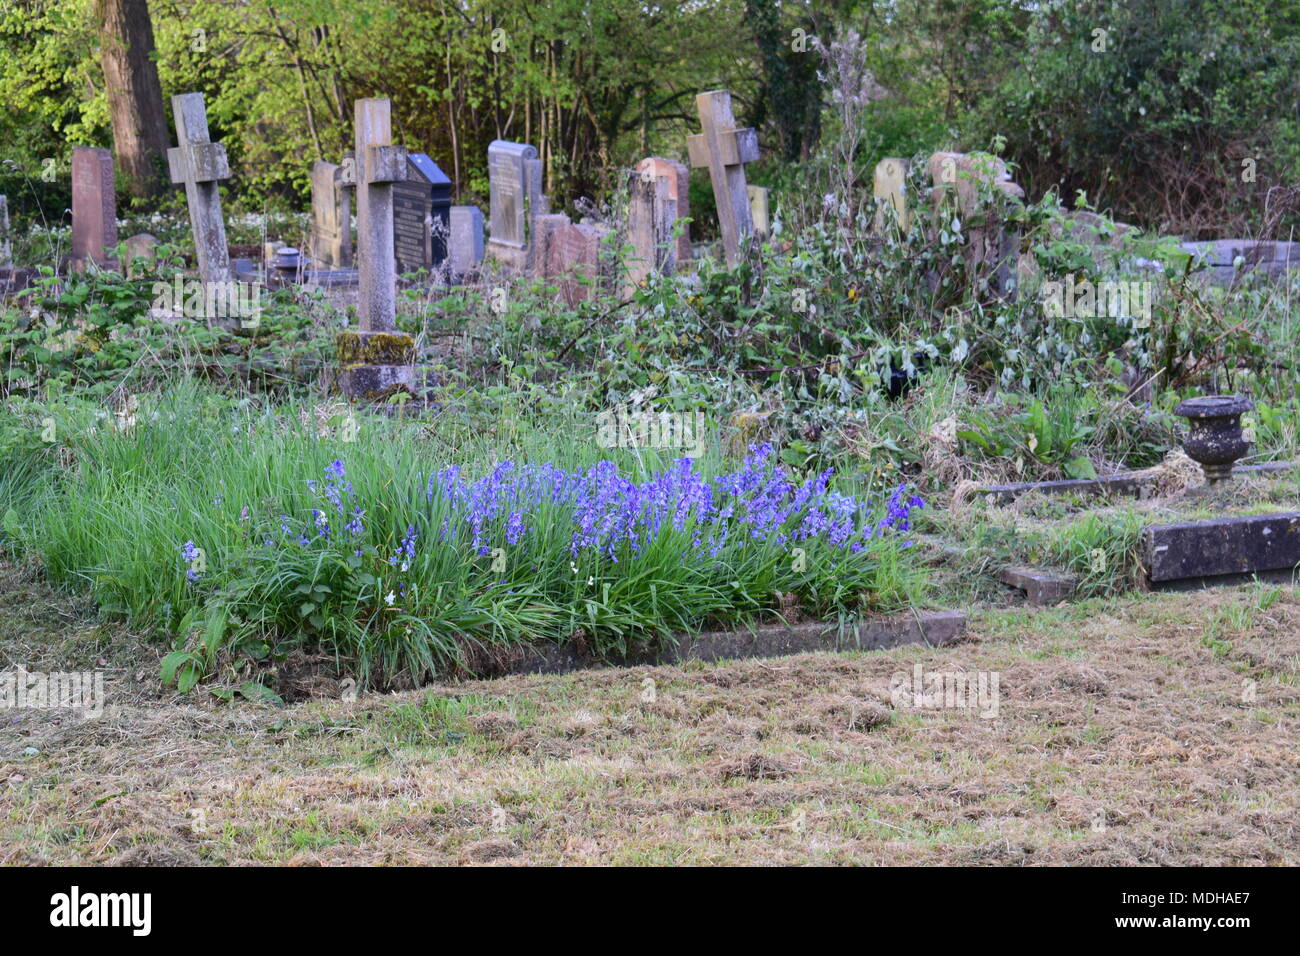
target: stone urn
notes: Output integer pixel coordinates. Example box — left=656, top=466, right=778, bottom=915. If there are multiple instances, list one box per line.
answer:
left=1173, top=395, right=1253, bottom=485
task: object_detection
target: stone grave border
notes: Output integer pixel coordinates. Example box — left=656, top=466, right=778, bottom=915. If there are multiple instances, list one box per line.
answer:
left=977, top=460, right=1298, bottom=505
left=466, top=609, right=967, bottom=678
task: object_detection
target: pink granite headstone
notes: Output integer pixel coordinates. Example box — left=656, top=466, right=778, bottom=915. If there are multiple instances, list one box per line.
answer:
left=71, top=147, right=117, bottom=269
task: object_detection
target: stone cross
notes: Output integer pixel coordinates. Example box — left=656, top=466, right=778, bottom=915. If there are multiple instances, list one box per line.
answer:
left=167, top=93, right=231, bottom=284
left=354, top=98, right=407, bottom=332
left=687, top=90, right=759, bottom=266
left=71, top=147, right=117, bottom=270
left=337, top=98, right=415, bottom=400
left=634, top=157, right=691, bottom=263
left=873, top=158, right=910, bottom=234
left=624, top=170, right=676, bottom=292
left=310, top=160, right=352, bottom=268
left=486, top=140, right=546, bottom=272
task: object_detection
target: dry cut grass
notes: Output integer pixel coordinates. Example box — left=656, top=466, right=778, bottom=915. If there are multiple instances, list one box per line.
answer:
left=1, top=562, right=1297, bottom=865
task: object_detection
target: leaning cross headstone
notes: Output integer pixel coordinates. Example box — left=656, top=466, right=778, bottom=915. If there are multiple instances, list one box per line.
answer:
left=167, top=93, right=232, bottom=284
left=70, top=146, right=118, bottom=271
left=448, top=205, right=485, bottom=278
left=338, top=97, right=415, bottom=400
left=687, top=90, right=759, bottom=267
left=310, top=161, right=352, bottom=269
left=393, top=153, right=452, bottom=276
left=486, top=140, right=546, bottom=272
left=873, top=158, right=910, bottom=234
left=624, top=170, right=676, bottom=292
left=634, top=157, right=691, bottom=264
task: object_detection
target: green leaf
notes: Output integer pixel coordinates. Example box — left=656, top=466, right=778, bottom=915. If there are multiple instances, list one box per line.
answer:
left=177, top=661, right=201, bottom=694
left=160, top=650, right=191, bottom=686
left=236, top=682, right=284, bottom=706
left=1064, top=456, right=1097, bottom=480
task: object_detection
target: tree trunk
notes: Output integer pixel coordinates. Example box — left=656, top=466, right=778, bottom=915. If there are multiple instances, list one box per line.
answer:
left=96, top=0, right=170, bottom=199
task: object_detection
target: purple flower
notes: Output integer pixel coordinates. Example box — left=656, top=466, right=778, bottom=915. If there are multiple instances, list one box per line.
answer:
left=180, top=540, right=202, bottom=583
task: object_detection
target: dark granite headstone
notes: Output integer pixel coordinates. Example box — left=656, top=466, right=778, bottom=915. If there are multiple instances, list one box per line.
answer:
left=393, top=153, right=451, bottom=275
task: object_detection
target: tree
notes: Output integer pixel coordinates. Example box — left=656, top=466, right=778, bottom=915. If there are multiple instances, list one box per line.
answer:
left=96, top=0, right=170, bottom=199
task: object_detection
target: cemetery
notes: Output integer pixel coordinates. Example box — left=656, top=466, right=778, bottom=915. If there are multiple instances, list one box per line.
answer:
left=0, top=1, right=1297, bottom=868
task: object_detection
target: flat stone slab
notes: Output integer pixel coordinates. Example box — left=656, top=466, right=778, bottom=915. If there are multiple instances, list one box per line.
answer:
left=978, top=461, right=1298, bottom=504
left=998, top=567, right=1077, bottom=605
left=472, top=610, right=967, bottom=678
left=1145, top=512, right=1300, bottom=583
left=306, top=269, right=360, bottom=287
left=979, top=474, right=1148, bottom=504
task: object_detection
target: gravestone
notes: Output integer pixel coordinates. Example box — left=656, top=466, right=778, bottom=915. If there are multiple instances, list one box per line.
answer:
left=71, top=146, right=117, bottom=270
left=338, top=97, right=415, bottom=400
left=123, top=233, right=161, bottom=277
left=532, top=213, right=571, bottom=281
left=633, top=157, right=691, bottom=264
left=624, top=170, right=675, bottom=291
left=1178, top=239, right=1300, bottom=285
left=310, top=161, right=352, bottom=268
left=687, top=90, right=759, bottom=266
left=546, top=221, right=613, bottom=307
left=928, top=151, right=1024, bottom=299
left=449, top=205, right=485, bottom=277
left=0, top=195, right=10, bottom=268
left=747, top=185, right=770, bottom=239
left=873, top=158, right=910, bottom=234
left=486, top=140, right=546, bottom=272
left=167, top=93, right=231, bottom=284
left=393, top=153, right=452, bottom=275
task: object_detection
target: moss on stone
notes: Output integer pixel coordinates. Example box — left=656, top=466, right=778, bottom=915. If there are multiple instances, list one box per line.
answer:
left=335, top=330, right=415, bottom=365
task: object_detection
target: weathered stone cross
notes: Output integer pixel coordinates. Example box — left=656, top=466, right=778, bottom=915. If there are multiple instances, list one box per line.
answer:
left=687, top=90, right=759, bottom=267
left=336, top=98, right=415, bottom=400
left=354, top=98, right=407, bottom=332
left=167, top=93, right=231, bottom=284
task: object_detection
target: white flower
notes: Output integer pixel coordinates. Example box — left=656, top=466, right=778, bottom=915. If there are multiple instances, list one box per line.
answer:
left=385, top=591, right=395, bottom=606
